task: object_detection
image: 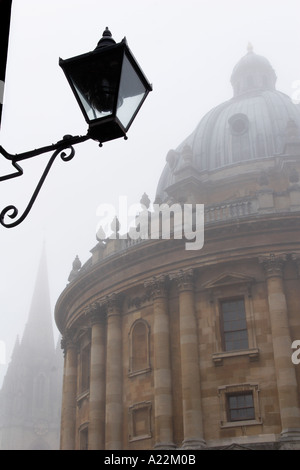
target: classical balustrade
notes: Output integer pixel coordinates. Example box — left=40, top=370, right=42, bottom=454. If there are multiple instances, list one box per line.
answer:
left=70, top=193, right=300, bottom=280
left=204, top=199, right=254, bottom=223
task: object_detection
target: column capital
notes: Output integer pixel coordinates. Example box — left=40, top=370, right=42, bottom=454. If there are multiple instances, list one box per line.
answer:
left=83, top=302, right=106, bottom=325
left=101, top=293, right=124, bottom=316
left=144, top=274, right=168, bottom=299
left=259, top=253, right=287, bottom=278
left=292, top=253, right=300, bottom=277
left=61, top=329, right=77, bottom=357
left=170, top=268, right=194, bottom=291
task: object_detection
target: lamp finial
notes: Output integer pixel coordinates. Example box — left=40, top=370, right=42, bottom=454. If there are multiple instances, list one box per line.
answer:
left=96, top=27, right=116, bottom=49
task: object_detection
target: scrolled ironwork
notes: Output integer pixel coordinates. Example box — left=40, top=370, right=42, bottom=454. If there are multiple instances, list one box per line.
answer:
left=0, top=134, right=90, bottom=228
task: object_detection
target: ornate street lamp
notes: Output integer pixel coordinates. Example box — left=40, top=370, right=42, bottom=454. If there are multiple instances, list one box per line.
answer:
left=0, top=28, right=152, bottom=228
left=59, top=27, right=152, bottom=145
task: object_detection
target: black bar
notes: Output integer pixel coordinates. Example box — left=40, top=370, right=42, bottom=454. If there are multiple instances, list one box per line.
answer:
left=0, top=0, right=13, bottom=126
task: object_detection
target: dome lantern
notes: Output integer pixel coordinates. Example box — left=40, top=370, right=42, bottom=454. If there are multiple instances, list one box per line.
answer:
left=230, top=45, right=277, bottom=97
left=156, top=49, right=300, bottom=203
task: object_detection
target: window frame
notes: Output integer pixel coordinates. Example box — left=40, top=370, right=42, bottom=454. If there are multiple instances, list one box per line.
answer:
left=219, top=297, right=249, bottom=352
left=203, top=276, right=259, bottom=365
left=226, top=391, right=255, bottom=422
left=128, top=401, right=152, bottom=442
left=218, top=383, right=262, bottom=428
left=128, top=319, right=151, bottom=377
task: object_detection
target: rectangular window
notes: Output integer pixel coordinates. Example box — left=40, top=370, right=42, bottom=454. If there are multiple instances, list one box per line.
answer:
left=227, top=392, right=255, bottom=422
left=220, top=299, right=249, bottom=351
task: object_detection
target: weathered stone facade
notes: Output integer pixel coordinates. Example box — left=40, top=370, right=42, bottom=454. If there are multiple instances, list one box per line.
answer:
left=55, top=48, right=300, bottom=450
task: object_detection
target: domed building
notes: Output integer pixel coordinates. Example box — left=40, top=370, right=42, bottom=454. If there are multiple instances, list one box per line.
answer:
left=55, top=47, right=300, bottom=450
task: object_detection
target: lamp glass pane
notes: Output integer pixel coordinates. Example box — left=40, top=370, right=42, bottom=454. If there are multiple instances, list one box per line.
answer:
left=66, top=48, right=123, bottom=123
left=72, top=79, right=112, bottom=120
left=116, top=54, right=147, bottom=129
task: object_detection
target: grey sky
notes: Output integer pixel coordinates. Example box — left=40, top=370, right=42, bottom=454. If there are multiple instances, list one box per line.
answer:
left=0, top=0, right=299, bottom=385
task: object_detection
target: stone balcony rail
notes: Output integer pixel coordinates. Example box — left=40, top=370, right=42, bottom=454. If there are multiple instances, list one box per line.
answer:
left=67, top=186, right=300, bottom=282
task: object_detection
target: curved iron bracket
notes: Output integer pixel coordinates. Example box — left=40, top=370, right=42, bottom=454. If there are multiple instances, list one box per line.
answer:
left=0, top=134, right=91, bottom=228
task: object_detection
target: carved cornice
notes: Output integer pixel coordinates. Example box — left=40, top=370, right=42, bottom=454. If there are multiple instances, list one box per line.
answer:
left=127, top=293, right=151, bottom=310
left=144, top=274, right=168, bottom=299
left=169, top=268, right=194, bottom=291
left=259, top=253, right=287, bottom=278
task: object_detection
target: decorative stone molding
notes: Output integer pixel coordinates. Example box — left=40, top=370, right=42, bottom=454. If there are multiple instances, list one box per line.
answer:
left=100, top=293, right=124, bottom=316
left=127, top=293, right=151, bottom=310
left=202, top=271, right=255, bottom=290
left=128, top=401, right=152, bottom=442
left=68, top=255, right=82, bottom=283
left=291, top=253, right=300, bottom=277
left=212, top=348, right=260, bottom=366
left=259, top=253, right=287, bottom=278
left=218, top=383, right=262, bottom=428
left=83, top=302, right=105, bottom=325
left=61, top=330, right=77, bottom=357
left=169, top=268, right=194, bottom=291
left=144, top=274, right=168, bottom=299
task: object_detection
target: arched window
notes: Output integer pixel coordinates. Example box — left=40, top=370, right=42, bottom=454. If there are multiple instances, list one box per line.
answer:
left=129, top=320, right=150, bottom=376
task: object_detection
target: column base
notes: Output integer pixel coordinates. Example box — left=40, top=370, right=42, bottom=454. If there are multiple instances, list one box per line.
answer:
left=279, top=428, right=300, bottom=449
left=154, top=442, right=177, bottom=450
left=181, top=438, right=206, bottom=450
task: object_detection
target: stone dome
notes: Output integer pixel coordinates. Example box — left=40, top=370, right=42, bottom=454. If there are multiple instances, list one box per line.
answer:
left=156, top=48, right=300, bottom=201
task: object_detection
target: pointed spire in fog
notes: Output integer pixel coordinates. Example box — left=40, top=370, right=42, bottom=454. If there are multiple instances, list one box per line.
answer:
left=20, top=243, right=54, bottom=354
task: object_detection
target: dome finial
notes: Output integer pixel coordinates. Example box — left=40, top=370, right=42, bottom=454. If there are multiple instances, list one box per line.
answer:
left=247, top=42, right=254, bottom=53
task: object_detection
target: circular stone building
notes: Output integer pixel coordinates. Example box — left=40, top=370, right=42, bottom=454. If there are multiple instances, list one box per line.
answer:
left=55, top=47, right=300, bottom=450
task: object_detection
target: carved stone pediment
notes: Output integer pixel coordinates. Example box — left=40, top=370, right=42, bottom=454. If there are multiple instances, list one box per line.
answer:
left=220, top=443, right=253, bottom=450
left=202, top=272, right=255, bottom=289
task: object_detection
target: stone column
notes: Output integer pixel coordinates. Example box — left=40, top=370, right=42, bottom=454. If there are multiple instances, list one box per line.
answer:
left=87, top=303, right=106, bottom=450
left=171, top=269, right=206, bottom=449
left=60, top=331, right=78, bottom=450
left=292, top=253, right=300, bottom=281
left=105, top=294, right=123, bottom=450
left=145, top=275, right=175, bottom=449
left=260, top=254, right=300, bottom=447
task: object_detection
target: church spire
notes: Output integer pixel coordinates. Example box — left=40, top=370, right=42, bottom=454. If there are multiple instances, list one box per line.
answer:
left=20, top=243, right=54, bottom=354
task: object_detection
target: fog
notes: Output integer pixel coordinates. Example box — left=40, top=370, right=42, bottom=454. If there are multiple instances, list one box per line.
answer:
left=0, top=0, right=299, bottom=388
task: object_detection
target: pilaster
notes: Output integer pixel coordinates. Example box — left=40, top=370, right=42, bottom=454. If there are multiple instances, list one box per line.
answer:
left=170, top=269, right=206, bottom=449
left=145, top=275, right=175, bottom=450
left=103, top=293, right=123, bottom=450
left=260, top=253, right=300, bottom=448
left=86, top=303, right=106, bottom=450
left=60, top=330, right=78, bottom=450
